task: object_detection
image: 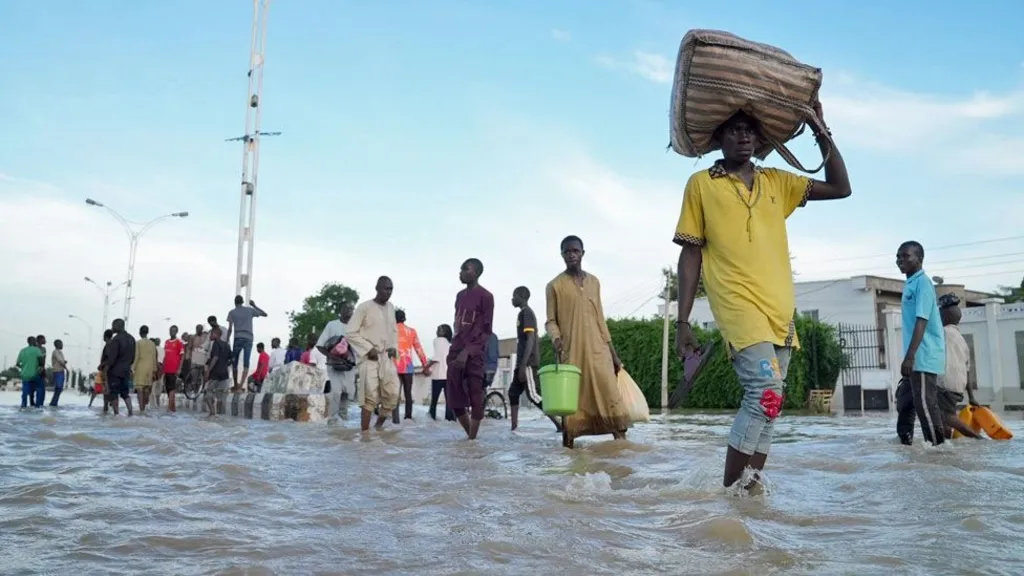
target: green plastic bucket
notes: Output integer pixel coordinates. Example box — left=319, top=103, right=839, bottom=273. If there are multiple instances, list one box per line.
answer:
left=538, top=363, right=581, bottom=416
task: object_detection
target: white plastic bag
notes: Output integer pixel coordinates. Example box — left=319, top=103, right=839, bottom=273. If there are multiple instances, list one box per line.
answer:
left=618, top=369, right=650, bottom=423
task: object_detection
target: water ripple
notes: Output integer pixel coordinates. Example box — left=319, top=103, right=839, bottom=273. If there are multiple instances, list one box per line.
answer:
left=2, top=392, right=1024, bottom=574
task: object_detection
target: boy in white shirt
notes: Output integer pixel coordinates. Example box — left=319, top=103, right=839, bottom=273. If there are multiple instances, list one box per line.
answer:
left=937, top=294, right=981, bottom=440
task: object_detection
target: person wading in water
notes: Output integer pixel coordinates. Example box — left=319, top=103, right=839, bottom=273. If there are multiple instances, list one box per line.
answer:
left=447, top=259, right=494, bottom=440
left=672, top=104, right=851, bottom=492
left=545, top=236, right=628, bottom=448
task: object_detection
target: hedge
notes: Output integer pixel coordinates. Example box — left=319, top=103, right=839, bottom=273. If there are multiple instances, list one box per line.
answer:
left=538, top=316, right=844, bottom=410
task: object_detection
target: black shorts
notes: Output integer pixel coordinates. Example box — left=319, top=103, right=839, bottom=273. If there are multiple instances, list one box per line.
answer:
left=937, top=388, right=963, bottom=415
left=164, top=373, right=178, bottom=393
left=508, top=366, right=542, bottom=407
left=106, top=376, right=130, bottom=399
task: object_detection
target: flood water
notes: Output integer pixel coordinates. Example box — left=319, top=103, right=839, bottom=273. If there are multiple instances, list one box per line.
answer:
left=2, top=390, right=1023, bottom=575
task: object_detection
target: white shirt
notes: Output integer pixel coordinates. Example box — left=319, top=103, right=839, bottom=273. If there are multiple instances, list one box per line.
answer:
left=317, top=319, right=348, bottom=351
left=431, top=337, right=450, bottom=381
left=269, top=347, right=287, bottom=371
left=310, top=347, right=328, bottom=372
left=938, top=324, right=970, bottom=394
left=156, top=346, right=165, bottom=364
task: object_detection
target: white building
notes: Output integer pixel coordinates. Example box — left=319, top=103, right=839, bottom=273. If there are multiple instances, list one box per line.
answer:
left=660, top=275, right=992, bottom=332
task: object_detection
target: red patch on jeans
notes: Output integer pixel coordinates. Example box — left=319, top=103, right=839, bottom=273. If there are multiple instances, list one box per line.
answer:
left=760, top=389, right=783, bottom=420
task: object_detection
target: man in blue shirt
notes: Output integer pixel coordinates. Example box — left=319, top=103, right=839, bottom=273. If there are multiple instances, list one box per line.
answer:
left=896, top=240, right=946, bottom=445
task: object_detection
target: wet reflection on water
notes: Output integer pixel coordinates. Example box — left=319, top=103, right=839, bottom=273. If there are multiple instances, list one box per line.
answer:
left=2, top=391, right=1023, bottom=575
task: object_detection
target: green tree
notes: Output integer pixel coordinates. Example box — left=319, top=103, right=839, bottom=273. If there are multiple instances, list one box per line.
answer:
left=287, top=283, right=360, bottom=343
left=996, top=276, right=1024, bottom=303
left=660, top=267, right=705, bottom=302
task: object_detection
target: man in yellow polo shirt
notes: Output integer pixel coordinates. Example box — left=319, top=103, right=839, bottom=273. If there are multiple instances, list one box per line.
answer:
left=673, top=103, right=852, bottom=491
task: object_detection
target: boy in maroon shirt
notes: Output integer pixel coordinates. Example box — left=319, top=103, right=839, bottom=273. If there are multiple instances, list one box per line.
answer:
left=446, top=258, right=494, bottom=440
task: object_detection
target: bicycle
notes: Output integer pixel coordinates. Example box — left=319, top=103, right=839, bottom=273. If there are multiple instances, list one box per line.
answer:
left=183, top=366, right=206, bottom=401
left=484, top=389, right=507, bottom=419
left=482, top=371, right=508, bottom=419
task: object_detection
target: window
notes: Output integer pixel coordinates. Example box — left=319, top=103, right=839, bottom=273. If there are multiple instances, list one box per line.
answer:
left=801, top=309, right=820, bottom=321
left=963, top=333, right=979, bottom=390
left=1016, top=331, right=1024, bottom=389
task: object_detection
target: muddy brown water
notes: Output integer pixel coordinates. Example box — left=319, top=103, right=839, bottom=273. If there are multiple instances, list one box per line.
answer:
left=2, top=391, right=1023, bottom=575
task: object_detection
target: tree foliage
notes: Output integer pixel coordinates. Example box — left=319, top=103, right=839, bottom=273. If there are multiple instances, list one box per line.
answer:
left=287, top=283, right=360, bottom=343
left=537, top=315, right=846, bottom=410
left=660, top=267, right=705, bottom=302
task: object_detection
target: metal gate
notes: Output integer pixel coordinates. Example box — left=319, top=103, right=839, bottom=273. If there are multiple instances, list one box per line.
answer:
left=837, top=323, right=887, bottom=413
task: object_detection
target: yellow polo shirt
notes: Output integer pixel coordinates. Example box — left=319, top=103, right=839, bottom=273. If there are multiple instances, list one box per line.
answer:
left=673, top=162, right=811, bottom=351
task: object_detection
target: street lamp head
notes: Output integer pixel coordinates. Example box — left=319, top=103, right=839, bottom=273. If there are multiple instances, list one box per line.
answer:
left=84, top=276, right=93, bottom=283
left=174, top=211, right=189, bottom=218
left=85, top=198, right=103, bottom=207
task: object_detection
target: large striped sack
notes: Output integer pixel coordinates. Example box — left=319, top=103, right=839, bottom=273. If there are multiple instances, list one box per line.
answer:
left=669, top=29, right=832, bottom=173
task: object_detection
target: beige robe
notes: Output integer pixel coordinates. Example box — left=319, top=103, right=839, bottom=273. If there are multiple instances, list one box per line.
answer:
left=346, top=299, right=400, bottom=411
left=546, top=272, right=630, bottom=439
left=132, top=338, right=158, bottom=389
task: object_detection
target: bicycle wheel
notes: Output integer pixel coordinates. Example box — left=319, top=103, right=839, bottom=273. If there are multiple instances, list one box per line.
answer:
left=184, top=371, right=203, bottom=401
left=484, top=391, right=507, bottom=420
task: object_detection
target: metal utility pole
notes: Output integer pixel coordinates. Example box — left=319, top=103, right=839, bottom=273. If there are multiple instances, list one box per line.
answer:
left=68, top=314, right=95, bottom=365
left=228, top=0, right=279, bottom=302
left=85, top=199, right=188, bottom=324
left=84, top=278, right=127, bottom=332
left=660, top=273, right=671, bottom=411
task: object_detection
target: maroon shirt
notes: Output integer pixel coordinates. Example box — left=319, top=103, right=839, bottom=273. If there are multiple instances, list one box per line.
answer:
left=450, top=285, right=494, bottom=357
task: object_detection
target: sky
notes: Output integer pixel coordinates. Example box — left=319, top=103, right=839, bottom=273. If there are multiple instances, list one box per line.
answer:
left=2, top=0, right=1022, bottom=370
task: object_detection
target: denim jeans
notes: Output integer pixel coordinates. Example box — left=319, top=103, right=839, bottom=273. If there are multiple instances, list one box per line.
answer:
left=728, top=342, right=792, bottom=456
left=49, top=372, right=66, bottom=406
left=21, top=379, right=34, bottom=408
left=34, top=376, right=46, bottom=407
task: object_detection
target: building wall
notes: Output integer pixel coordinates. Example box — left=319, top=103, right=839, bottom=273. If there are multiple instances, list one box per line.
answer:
left=663, top=277, right=878, bottom=329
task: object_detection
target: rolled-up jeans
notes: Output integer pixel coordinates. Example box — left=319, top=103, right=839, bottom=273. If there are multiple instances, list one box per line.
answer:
left=728, top=342, right=791, bottom=456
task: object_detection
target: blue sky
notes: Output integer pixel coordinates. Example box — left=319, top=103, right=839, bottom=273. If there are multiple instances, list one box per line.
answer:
left=1, top=0, right=1022, bottom=368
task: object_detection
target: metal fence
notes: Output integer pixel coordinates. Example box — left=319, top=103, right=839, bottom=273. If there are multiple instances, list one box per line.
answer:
left=837, top=323, right=887, bottom=412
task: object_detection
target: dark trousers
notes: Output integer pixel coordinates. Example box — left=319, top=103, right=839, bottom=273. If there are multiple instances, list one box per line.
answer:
left=392, top=373, right=415, bottom=421
left=896, top=372, right=945, bottom=446
left=35, top=377, right=46, bottom=407
left=429, top=379, right=455, bottom=421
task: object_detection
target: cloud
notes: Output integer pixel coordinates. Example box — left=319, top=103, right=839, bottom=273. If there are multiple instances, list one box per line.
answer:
left=550, top=28, right=571, bottom=43
left=596, top=50, right=674, bottom=84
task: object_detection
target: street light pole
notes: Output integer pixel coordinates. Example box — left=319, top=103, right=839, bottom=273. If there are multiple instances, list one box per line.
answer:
left=84, top=277, right=127, bottom=331
left=227, top=0, right=278, bottom=302
left=68, top=314, right=94, bottom=366
left=84, top=199, right=188, bottom=325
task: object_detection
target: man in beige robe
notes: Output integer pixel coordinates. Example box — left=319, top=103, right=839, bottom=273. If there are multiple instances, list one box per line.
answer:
left=546, top=235, right=630, bottom=448
left=346, top=276, right=400, bottom=431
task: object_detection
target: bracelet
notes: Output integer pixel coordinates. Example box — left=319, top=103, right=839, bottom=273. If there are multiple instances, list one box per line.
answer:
left=675, top=320, right=690, bottom=326
left=814, top=128, right=832, bottom=140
